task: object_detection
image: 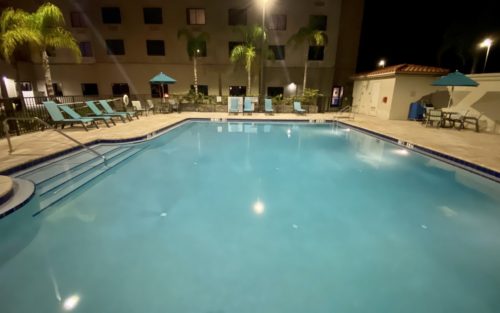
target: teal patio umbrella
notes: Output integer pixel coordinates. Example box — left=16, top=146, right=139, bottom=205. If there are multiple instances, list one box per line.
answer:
left=150, top=72, right=176, bottom=101
left=432, top=70, right=479, bottom=108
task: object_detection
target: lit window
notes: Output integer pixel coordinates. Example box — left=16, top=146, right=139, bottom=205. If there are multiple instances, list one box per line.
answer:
left=187, top=8, right=205, bottom=25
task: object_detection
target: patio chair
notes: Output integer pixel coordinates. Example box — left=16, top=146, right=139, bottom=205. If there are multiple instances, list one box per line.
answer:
left=43, top=101, right=98, bottom=131
left=424, top=109, right=442, bottom=128
left=293, top=101, right=306, bottom=115
left=98, top=100, right=137, bottom=121
left=229, top=97, right=239, bottom=114
left=243, top=97, right=254, bottom=115
left=168, top=98, right=179, bottom=113
left=264, top=98, right=274, bottom=115
left=453, top=110, right=483, bottom=132
left=86, top=101, right=127, bottom=123
left=59, top=104, right=115, bottom=128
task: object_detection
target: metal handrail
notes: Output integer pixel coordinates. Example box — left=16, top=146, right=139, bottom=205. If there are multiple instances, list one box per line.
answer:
left=2, top=117, right=107, bottom=164
left=333, top=105, right=354, bottom=121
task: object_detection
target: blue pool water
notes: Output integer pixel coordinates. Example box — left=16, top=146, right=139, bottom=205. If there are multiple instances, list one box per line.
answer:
left=1, top=121, right=500, bottom=313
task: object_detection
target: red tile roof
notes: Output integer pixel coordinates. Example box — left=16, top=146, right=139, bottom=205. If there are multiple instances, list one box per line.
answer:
left=352, top=64, right=449, bottom=79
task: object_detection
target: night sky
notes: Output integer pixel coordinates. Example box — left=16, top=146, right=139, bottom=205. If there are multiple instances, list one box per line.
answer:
left=356, top=0, right=500, bottom=74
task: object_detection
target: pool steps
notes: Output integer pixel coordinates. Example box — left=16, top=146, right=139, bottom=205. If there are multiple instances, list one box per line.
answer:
left=15, top=145, right=142, bottom=212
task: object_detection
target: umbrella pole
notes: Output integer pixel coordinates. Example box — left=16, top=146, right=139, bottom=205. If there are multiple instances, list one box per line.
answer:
left=161, top=84, right=165, bottom=104
left=447, top=86, right=454, bottom=108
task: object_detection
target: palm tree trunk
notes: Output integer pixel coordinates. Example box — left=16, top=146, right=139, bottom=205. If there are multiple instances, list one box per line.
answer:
left=42, top=50, right=54, bottom=97
left=14, top=62, right=26, bottom=109
left=302, top=48, right=308, bottom=96
left=247, top=62, right=252, bottom=96
left=193, top=56, right=198, bottom=95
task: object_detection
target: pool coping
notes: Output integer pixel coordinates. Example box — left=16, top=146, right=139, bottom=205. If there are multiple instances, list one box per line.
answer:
left=336, top=120, right=500, bottom=183
left=2, top=117, right=499, bottom=183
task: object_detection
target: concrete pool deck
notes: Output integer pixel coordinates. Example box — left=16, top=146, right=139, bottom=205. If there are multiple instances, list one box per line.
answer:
left=0, top=112, right=499, bottom=175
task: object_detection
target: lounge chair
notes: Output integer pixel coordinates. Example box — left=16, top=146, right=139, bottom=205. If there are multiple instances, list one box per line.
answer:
left=43, top=101, right=97, bottom=131
left=98, top=99, right=137, bottom=120
left=293, top=101, right=306, bottom=115
left=243, top=97, right=254, bottom=115
left=131, top=100, right=147, bottom=116
left=59, top=105, right=115, bottom=128
left=449, top=110, right=483, bottom=132
left=86, top=101, right=127, bottom=123
left=146, top=99, right=155, bottom=114
left=264, top=98, right=274, bottom=114
left=229, top=97, right=239, bottom=114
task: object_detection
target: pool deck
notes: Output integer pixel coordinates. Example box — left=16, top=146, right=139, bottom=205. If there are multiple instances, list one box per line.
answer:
left=1, top=112, right=499, bottom=175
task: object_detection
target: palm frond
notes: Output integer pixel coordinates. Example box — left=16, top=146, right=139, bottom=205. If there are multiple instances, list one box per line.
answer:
left=0, top=7, right=39, bottom=62
left=32, top=2, right=65, bottom=35
left=44, top=27, right=81, bottom=61
left=178, top=28, right=209, bottom=58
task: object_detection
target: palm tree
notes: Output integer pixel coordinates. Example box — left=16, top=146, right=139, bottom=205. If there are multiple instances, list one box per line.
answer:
left=288, top=25, right=328, bottom=95
left=177, top=28, right=209, bottom=96
left=0, top=7, right=40, bottom=99
left=31, top=2, right=81, bottom=97
left=229, top=25, right=264, bottom=96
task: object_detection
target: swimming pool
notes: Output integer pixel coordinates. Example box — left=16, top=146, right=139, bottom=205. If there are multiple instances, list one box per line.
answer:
left=1, top=121, right=500, bottom=313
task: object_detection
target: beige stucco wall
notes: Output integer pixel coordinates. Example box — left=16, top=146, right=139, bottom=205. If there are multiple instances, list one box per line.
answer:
left=1, top=0, right=362, bottom=99
left=352, top=77, right=396, bottom=119
left=449, top=74, right=500, bottom=133
left=390, top=75, right=447, bottom=119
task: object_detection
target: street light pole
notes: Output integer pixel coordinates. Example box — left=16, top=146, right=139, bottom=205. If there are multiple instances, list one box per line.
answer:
left=259, top=0, right=267, bottom=107
left=479, top=38, right=493, bottom=73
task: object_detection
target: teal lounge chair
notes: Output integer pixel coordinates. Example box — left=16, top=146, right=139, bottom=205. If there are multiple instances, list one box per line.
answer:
left=86, top=101, right=126, bottom=123
left=98, top=100, right=137, bottom=121
left=293, top=101, right=306, bottom=115
left=243, top=97, right=254, bottom=115
left=264, top=98, right=274, bottom=114
left=59, top=104, right=115, bottom=128
left=229, top=97, right=239, bottom=114
left=43, top=101, right=97, bottom=131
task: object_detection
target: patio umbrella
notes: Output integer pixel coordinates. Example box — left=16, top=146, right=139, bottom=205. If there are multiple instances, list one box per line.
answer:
left=431, top=70, right=479, bottom=108
left=150, top=72, right=176, bottom=101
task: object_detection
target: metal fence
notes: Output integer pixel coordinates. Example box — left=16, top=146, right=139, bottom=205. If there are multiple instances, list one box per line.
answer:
left=0, top=93, right=332, bottom=138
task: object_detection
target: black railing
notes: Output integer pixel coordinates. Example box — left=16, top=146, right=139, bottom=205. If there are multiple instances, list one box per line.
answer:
left=0, top=94, right=330, bottom=138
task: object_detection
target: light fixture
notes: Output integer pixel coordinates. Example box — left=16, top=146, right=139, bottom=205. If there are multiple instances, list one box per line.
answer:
left=479, top=38, right=493, bottom=73
left=378, top=59, right=386, bottom=68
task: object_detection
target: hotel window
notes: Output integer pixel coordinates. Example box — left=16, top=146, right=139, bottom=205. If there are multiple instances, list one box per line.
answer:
left=105, top=39, right=125, bottom=55
left=269, top=45, right=285, bottom=60
left=228, top=9, right=247, bottom=26
left=195, top=41, right=207, bottom=57
left=81, top=83, right=99, bottom=96
left=309, top=15, right=327, bottom=30
left=70, top=12, right=85, bottom=27
left=143, top=8, right=162, bottom=24
left=308, top=45, right=324, bottom=60
left=112, top=83, right=129, bottom=96
left=187, top=8, right=205, bottom=25
left=228, top=41, right=244, bottom=56
left=52, top=83, right=63, bottom=96
left=269, top=14, right=286, bottom=30
left=229, top=86, right=246, bottom=96
left=191, top=85, right=208, bottom=95
left=267, top=86, right=284, bottom=97
left=102, top=7, right=121, bottom=24
left=79, top=41, right=93, bottom=57
left=146, top=40, right=165, bottom=56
